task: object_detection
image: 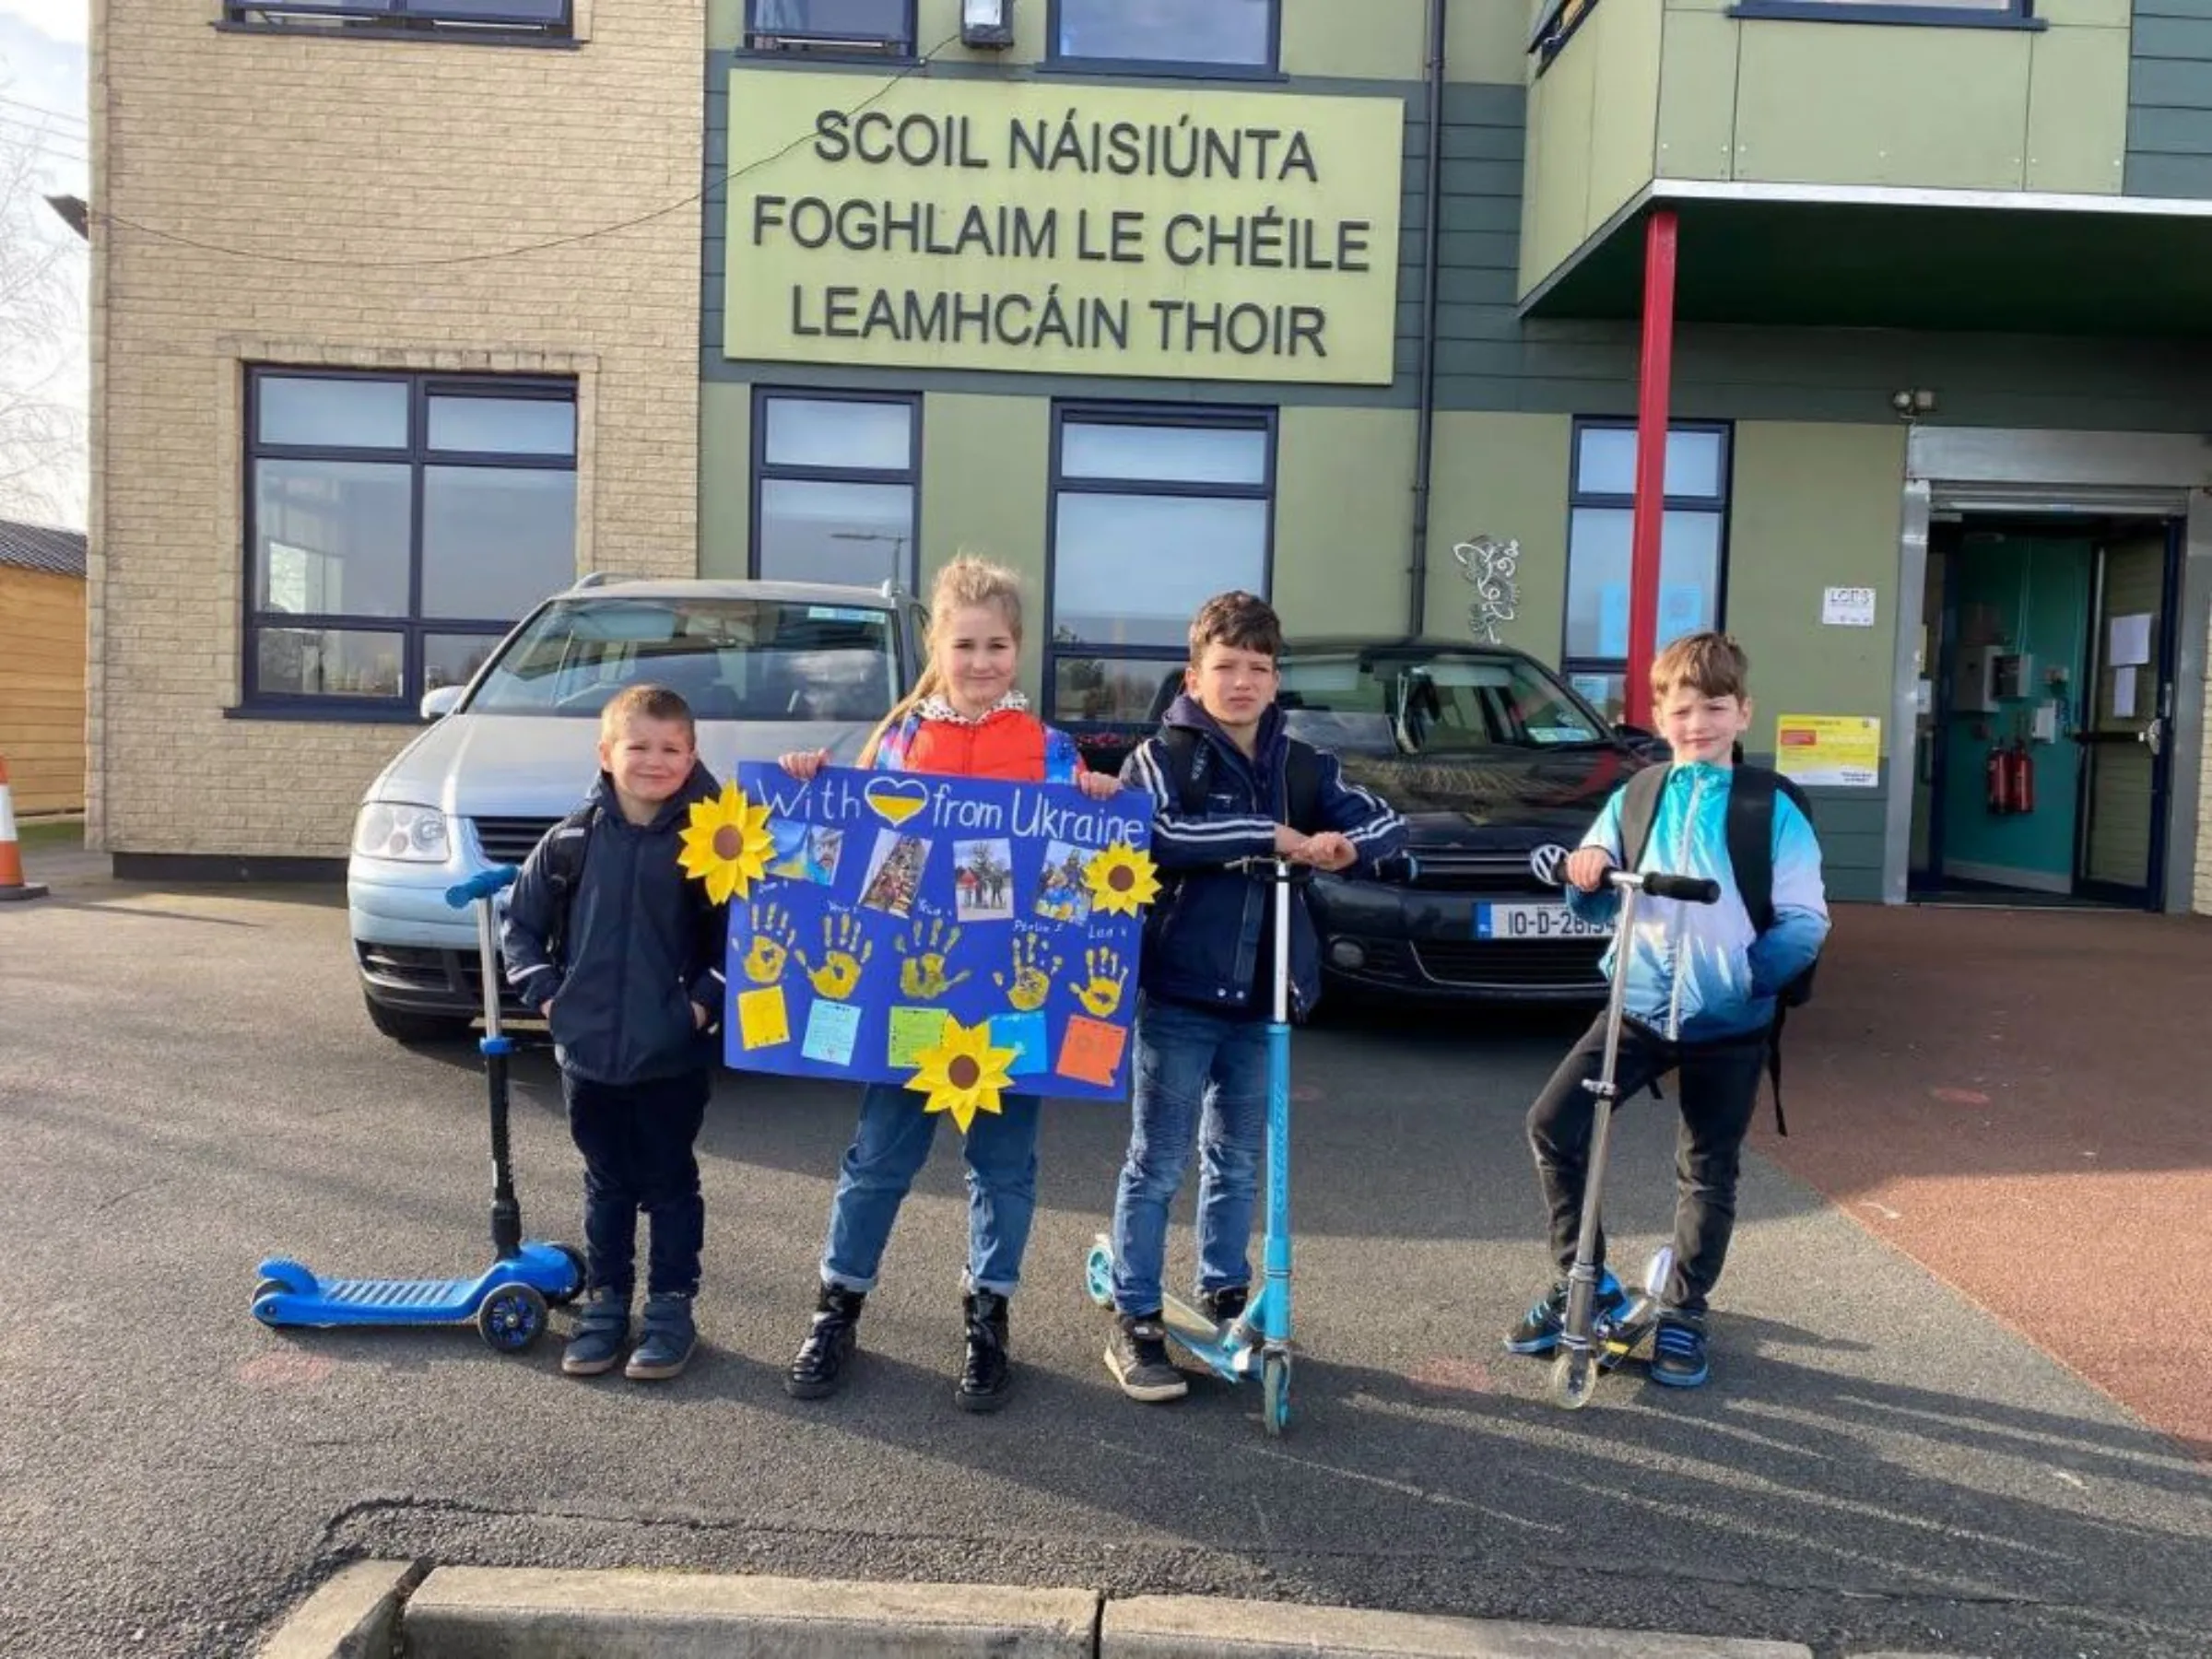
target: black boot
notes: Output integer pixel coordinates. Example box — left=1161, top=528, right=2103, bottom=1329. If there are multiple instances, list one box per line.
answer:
left=955, top=1289, right=1012, bottom=1413
left=785, top=1282, right=865, bottom=1400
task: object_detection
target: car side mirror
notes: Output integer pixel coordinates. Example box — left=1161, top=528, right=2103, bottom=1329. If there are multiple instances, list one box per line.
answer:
left=420, top=685, right=465, bottom=721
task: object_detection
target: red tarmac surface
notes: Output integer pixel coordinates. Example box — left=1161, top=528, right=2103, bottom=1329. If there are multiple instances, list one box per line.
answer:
left=1762, top=901, right=2212, bottom=1459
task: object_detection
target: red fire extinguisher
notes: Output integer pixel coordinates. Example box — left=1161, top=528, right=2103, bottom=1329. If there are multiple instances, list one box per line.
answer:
left=2006, top=738, right=2036, bottom=816
left=1985, top=740, right=2012, bottom=815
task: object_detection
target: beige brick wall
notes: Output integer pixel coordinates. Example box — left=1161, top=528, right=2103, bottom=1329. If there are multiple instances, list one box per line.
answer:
left=88, top=0, right=702, bottom=857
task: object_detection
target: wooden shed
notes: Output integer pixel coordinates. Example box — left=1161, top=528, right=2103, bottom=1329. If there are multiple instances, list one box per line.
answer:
left=0, top=518, right=88, bottom=818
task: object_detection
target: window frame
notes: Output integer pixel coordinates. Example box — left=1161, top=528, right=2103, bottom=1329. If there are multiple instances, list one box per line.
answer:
left=1724, top=0, right=2041, bottom=29
left=1044, top=401, right=1278, bottom=733
left=218, top=0, right=577, bottom=40
left=239, top=367, right=580, bottom=721
left=748, top=387, right=923, bottom=592
left=1044, top=0, right=1283, bottom=80
left=1559, top=418, right=1735, bottom=724
left=740, top=0, right=918, bottom=60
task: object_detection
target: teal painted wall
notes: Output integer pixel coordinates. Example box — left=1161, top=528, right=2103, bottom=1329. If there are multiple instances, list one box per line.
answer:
left=1938, top=536, right=2094, bottom=886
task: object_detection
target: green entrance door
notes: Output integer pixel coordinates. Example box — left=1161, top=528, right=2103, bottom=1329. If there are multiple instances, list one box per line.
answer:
left=2077, top=530, right=2177, bottom=907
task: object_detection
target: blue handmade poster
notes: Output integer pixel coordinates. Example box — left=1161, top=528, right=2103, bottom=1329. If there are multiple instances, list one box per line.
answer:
left=713, top=762, right=1158, bottom=1122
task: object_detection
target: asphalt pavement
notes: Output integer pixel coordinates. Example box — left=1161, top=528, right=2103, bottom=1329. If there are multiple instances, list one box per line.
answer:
left=2, top=857, right=2206, bottom=1658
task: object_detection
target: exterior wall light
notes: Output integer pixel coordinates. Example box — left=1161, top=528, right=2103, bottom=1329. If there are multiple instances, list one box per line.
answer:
left=1890, top=388, right=1936, bottom=420
left=962, top=0, right=1014, bottom=48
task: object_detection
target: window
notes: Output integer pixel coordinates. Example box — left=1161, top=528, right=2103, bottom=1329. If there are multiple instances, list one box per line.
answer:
left=1277, top=649, right=1607, bottom=759
left=1050, top=0, right=1278, bottom=74
left=1561, top=420, right=1731, bottom=724
left=1048, top=407, right=1274, bottom=725
left=243, top=370, right=578, bottom=712
left=745, top=0, right=915, bottom=55
left=221, top=1, right=573, bottom=39
left=1724, top=0, right=2036, bottom=25
left=751, top=392, right=919, bottom=589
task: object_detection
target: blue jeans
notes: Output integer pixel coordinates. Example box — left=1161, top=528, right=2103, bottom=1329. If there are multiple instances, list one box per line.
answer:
left=1110, top=998, right=1269, bottom=1317
left=820, top=1082, right=1042, bottom=1298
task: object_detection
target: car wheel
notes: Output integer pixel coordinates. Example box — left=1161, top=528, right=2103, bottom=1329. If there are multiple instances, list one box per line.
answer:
left=361, top=992, right=473, bottom=1046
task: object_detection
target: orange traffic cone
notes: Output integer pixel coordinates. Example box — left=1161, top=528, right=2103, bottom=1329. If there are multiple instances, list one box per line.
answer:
left=0, top=756, right=51, bottom=901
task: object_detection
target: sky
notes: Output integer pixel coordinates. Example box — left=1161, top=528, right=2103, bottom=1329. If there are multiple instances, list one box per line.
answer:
left=0, top=0, right=88, bottom=530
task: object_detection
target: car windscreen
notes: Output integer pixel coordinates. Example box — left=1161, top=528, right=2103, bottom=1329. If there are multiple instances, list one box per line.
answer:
left=1277, top=651, right=1606, bottom=755
left=465, top=597, right=900, bottom=722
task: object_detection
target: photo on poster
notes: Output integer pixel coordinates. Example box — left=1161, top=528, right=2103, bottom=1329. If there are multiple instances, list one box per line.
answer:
left=1030, top=840, right=1093, bottom=926
left=953, top=838, right=1016, bottom=922
left=767, top=819, right=845, bottom=888
left=859, top=830, right=933, bottom=919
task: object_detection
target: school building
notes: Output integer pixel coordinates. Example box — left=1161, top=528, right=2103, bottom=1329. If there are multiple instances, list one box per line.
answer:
left=88, top=0, right=2212, bottom=912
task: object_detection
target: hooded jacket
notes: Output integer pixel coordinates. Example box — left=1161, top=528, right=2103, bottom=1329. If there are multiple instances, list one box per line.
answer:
left=501, top=763, right=727, bottom=1086
left=1566, top=760, right=1830, bottom=1043
left=1119, top=695, right=1406, bottom=1018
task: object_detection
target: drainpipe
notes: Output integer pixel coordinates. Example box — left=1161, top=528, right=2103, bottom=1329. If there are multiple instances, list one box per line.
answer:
left=1624, top=208, right=1679, bottom=729
left=1406, top=0, right=1448, bottom=641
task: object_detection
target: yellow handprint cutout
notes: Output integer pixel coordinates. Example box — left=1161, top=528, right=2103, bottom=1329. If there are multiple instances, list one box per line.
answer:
left=993, top=932, right=1064, bottom=1013
left=1073, top=946, right=1128, bottom=1019
left=896, top=914, right=971, bottom=1001
left=742, top=900, right=796, bottom=985
left=796, top=912, right=875, bottom=1002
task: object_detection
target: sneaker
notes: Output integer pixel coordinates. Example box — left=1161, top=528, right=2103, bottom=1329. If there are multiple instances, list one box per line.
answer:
left=1502, top=1270, right=1626, bottom=1357
left=1197, top=1285, right=1249, bottom=1330
left=1105, top=1312, right=1189, bottom=1403
left=560, top=1288, right=629, bottom=1378
left=1649, top=1310, right=1710, bottom=1388
left=785, top=1282, right=865, bottom=1401
left=956, top=1289, right=1013, bottom=1413
left=624, top=1293, right=696, bottom=1382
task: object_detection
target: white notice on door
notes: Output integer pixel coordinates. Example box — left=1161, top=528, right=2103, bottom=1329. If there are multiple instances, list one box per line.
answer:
left=2109, top=612, right=2153, bottom=667
left=1822, top=587, right=1877, bottom=628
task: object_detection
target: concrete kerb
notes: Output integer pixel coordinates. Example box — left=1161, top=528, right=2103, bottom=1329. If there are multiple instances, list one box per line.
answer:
left=257, top=1564, right=1831, bottom=1659
left=257, top=1559, right=421, bottom=1659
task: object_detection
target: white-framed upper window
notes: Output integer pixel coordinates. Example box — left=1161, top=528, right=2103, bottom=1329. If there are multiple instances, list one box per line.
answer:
left=221, top=1, right=573, bottom=39
left=1049, top=0, right=1279, bottom=75
left=745, top=0, right=916, bottom=56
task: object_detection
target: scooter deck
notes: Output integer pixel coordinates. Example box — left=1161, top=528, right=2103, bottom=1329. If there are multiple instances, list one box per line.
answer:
left=253, top=1243, right=578, bottom=1329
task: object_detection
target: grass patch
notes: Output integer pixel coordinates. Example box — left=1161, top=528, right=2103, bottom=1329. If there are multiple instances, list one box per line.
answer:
left=14, top=819, right=84, bottom=852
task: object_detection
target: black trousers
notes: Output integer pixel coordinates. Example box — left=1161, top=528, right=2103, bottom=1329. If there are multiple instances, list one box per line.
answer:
left=560, top=1067, right=711, bottom=1300
left=1525, top=1016, right=1767, bottom=1315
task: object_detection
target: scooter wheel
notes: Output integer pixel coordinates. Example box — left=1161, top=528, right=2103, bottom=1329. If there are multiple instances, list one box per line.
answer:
left=251, top=1279, right=290, bottom=1323
left=1262, top=1353, right=1292, bottom=1437
left=477, top=1283, right=548, bottom=1353
left=548, top=1243, right=587, bottom=1307
left=1083, top=1242, right=1114, bottom=1310
left=1550, top=1347, right=1599, bottom=1411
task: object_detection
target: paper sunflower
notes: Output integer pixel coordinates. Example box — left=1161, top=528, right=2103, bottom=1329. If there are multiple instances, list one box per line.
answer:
left=905, top=1017, right=1018, bottom=1134
left=677, top=782, right=775, bottom=904
left=1083, top=841, right=1160, bottom=917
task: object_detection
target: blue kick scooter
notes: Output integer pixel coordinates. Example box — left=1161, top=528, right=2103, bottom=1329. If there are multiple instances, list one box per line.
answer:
left=1550, top=865, right=1720, bottom=1409
left=251, top=866, right=584, bottom=1352
left=1087, top=854, right=1307, bottom=1436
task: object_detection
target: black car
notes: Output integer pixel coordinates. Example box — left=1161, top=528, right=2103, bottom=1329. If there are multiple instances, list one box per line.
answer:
left=1094, top=639, right=1653, bottom=1004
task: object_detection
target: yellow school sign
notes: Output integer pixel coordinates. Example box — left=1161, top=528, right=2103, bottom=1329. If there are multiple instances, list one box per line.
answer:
left=723, top=71, right=1406, bottom=385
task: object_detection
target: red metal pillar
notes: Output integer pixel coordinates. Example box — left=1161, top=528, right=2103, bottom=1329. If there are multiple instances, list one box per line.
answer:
left=1624, top=208, right=1678, bottom=730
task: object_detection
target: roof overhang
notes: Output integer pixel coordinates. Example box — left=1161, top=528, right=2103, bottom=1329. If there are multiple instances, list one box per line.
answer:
left=1521, top=180, right=2212, bottom=336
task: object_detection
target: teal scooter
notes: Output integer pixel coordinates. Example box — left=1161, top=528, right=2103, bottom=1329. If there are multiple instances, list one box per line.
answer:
left=1086, top=854, right=1312, bottom=1437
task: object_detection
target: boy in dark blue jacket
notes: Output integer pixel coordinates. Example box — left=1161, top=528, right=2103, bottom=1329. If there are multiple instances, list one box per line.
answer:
left=1103, top=593, right=1406, bottom=1401
left=502, top=686, right=727, bottom=1382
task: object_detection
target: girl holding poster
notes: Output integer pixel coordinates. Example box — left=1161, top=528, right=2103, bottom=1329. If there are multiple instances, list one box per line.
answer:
left=776, top=555, right=1121, bottom=1412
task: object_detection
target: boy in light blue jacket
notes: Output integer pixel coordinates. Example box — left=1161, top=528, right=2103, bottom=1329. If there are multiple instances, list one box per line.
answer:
left=1504, top=632, right=1829, bottom=1388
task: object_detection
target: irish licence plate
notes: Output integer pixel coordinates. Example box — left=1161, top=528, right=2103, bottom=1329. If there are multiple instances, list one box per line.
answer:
left=1475, top=903, right=1608, bottom=941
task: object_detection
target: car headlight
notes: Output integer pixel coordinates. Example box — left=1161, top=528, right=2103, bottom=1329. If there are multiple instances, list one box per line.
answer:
left=352, top=802, right=452, bottom=863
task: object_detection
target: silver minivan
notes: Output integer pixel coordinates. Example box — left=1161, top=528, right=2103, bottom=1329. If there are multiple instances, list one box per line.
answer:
left=347, top=576, right=926, bottom=1043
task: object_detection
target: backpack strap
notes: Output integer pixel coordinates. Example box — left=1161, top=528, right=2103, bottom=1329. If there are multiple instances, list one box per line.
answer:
left=1159, top=725, right=1211, bottom=817
left=1160, top=724, right=1324, bottom=833
left=1618, top=763, right=1669, bottom=871
left=1283, top=739, right=1325, bottom=833
left=539, top=804, right=596, bottom=968
left=1725, top=766, right=1817, bottom=1137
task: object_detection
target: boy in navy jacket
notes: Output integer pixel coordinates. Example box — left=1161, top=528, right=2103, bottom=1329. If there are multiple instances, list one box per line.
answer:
left=1102, top=592, right=1406, bottom=1401
left=502, top=685, right=726, bottom=1382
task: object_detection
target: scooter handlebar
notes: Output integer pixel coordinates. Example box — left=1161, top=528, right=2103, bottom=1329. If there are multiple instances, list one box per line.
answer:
left=445, top=865, right=520, bottom=909
left=1612, top=870, right=1722, bottom=905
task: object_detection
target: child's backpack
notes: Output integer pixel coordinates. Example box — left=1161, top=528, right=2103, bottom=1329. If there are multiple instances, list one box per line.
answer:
left=1616, top=763, right=1821, bottom=1135
left=532, top=801, right=722, bottom=976
left=1158, top=725, right=1325, bottom=830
